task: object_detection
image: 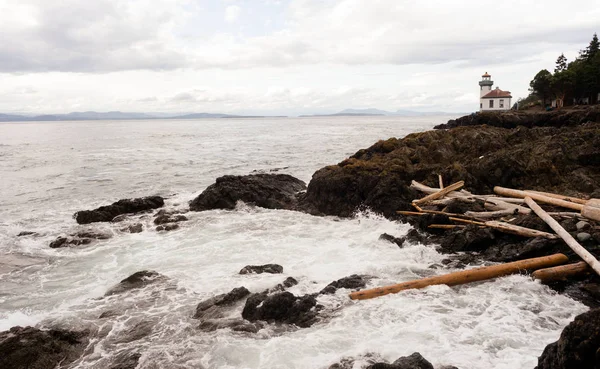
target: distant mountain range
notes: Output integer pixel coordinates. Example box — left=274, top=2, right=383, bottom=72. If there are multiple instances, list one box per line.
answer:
left=0, top=108, right=454, bottom=122
left=300, top=108, right=453, bottom=117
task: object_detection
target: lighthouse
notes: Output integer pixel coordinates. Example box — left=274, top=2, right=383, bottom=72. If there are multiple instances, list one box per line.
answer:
left=478, top=72, right=512, bottom=111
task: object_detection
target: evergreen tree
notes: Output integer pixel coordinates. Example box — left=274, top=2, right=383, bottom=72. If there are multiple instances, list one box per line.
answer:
left=555, top=53, right=568, bottom=73
left=580, top=33, right=599, bottom=60
left=529, top=69, right=553, bottom=106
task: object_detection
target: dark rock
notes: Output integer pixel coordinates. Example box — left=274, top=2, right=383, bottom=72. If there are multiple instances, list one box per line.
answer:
left=435, top=106, right=600, bottom=130
left=114, top=321, right=153, bottom=344
left=536, top=308, right=600, bottom=369
left=49, top=236, right=92, bottom=248
left=156, top=224, right=179, bottom=232
left=17, top=231, right=37, bottom=237
left=105, top=270, right=167, bottom=296
left=265, top=277, right=299, bottom=294
left=439, top=226, right=497, bottom=253
left=189, top=173, right=306, bottom=211
left=239, top=264, right=284, bottom=274
left=576, top=221, right=591, bottom=231
left=154, top=214, right=187, bottom=225
left=0, top=326, right=88, bottom=369
left=74, top=196, right=164, bottom=224
left=198, top=319, right=264, bottom=333
left=300, top=124, right=600, bottom=218
left=121, top=223, right=143, bottom=233
left=242, top=291, right=319, bottom=328
left=369, top=352, right=434, bottom=369
left=320, top=274, right=368, bottom=294
left=379, top=233, right=405, bottom=248
left=109, top=352, right=141, bottom=369
left=194, top=287, right=251, bottom=319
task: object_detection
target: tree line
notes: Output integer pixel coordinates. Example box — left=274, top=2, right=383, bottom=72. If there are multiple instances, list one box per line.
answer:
left=527, top=33, right=599, bottom=109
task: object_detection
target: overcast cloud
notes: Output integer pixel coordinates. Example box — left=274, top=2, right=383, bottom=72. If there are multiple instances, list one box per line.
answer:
left=0, top=0, right=598, bottom=114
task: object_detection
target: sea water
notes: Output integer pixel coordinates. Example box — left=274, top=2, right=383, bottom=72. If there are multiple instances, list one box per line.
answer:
left=0, top=116, right=586, bottom=369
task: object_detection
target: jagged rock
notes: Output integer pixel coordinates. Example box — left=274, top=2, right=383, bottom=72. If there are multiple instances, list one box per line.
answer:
left=379, top=233, right=405, bottom=248
left=198, top=319, right=264, bottom=333
left=121, top=223, right=143, bottom=233
left=194, top=287, right=250, bottom=319
left=154, top=214, right=187, bottom=225
left=49, top=230, right=112, bottom=248
left=239, top=264, right=284, bottom=274
left=242, top=291, right=319, bottom=328
left=320, top=274, right=368, bottom=295
left=368, top=352, right=434, bottom=369
left=300, top=124, right=600, bottom=217
left=74, top=196, right=164, bottom=224
left=105, top=270, right=167, bottom=296
left=0, top=326, right=88, bottom=369
left=536, top=308, right=600, bottom=369
left=435, top=106, right=600, bottom=130
left=17, top=231, right=37, bottom=237
left=263, top=277, right=299, bottom=294
left=156, top=224, right=179, bottom=232
left=189, top=173, right=306, bottom=211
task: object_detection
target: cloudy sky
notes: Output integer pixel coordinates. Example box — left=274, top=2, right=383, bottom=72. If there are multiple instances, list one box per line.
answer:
left=0, top=0, right=598, bottom=115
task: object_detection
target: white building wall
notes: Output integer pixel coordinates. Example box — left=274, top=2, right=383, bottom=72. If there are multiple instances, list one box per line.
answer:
left=480, top=84, right=492, bottom=98
left=480, top=97, right=512, bottom=111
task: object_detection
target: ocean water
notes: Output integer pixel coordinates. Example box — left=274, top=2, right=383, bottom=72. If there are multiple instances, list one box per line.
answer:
left=0, top=116, right=586, bottom=369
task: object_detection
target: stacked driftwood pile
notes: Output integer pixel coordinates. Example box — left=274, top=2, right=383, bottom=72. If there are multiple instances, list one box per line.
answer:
left=350, top=178, right=600, bottom=301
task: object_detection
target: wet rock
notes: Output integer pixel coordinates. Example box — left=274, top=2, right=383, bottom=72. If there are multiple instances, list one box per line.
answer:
left=109, top=352, right=141, bottom=369
left=239, top=264, right=284, bottom=275
left=198, top=319, right=264, bottom=333
left=156, top=224, right=179, bottom=232
left=121, top=223, right=143, bottom=233
left=264, top=277, right=299, bottom=294
left=189, top=173, right=306, bottom=211
left=0, top=326, right=88, bottom=369
left=17, top=231, right=37, bottom=237
left=320, top=274, right=368, bottom=295
left=194, top=287, right=251, bottom=319
left=105, top=270, right=167, bottom=296
left=242, top=291, right=319, bottom=328
left=49, top=236, right=92, bottom=248
left=154, top=214, right=188, bottom=225
left=379, top=233, right=405, bottom=248
left=439, top=226, right=496, bottom=253
left=74, top=196, right=164, bottom=224
left=328, top=353, right=385, bottom=369
left=115, top=321, right=153, bottom=344
left=577, top=232, right=592, bottom=242
left=536, top=308, right=600, bottom=369
left=369, top=352, right=434, bottom=369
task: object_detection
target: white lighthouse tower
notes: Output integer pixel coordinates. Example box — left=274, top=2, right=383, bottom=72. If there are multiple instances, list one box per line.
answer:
left=479, top=72, right=512, bottom=111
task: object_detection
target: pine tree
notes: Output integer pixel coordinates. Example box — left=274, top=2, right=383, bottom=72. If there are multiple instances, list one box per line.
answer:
left=580, top=33, right=599, bottom=60
left=555, top=53, right=567, bottom=73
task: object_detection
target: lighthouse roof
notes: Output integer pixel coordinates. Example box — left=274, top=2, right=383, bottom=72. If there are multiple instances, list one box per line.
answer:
left=482, top=87, right=512, bottom=99
left=482, top=72, right=491, bottom=77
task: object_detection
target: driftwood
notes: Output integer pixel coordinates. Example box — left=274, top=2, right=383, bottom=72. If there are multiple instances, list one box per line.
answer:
left=349, top=253, right=569, bottom=300
left=532, top=262, right=591, bottom=282
left=438, top=174, right=444, bottom=189
left=494, top=186, right=584, bottom=210
left=428, top=224, right=467, bottom=229
left=525, top=197, right=600, bottom=277
left=397, top=211, right=426, bottom=216
left=413, top=181, right=465, bottom=205
left=449, top=217, right=558, bottom=239
left=525, top=190, right=587, bottom=205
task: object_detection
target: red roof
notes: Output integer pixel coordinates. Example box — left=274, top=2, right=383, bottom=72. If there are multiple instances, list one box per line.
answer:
left=482, top=88, right=512, bottom=99
left=482, top=72, right=491, bottom=77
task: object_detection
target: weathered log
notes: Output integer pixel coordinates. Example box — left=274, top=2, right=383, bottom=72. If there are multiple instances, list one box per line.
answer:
left=532, top=262, right=591, bottom=282
left=396, top=211, right=426, bottom=216
left=449, top=217, right=558, bottom=239
left=483, top=198, right=531, bottom=214
left=465, top=209, right=518, bottom=218
left=428, top=224, right=467, bottom=229
left=349, top=253, right=569, bottom=300
left=438, top=174, right=444, bottom=189
left=581, top=199, right=600, bottom=222
left=413, top=181, right=465, bottom=205
left=525, top=190, right=587, bottom=205
left=494, top=187, right=584, bottom=211
left=525, top=197, right=600, bottom=277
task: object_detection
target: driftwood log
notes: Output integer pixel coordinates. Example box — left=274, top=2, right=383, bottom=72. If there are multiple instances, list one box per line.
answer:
left=449, top=217, right=558, bottom=239
left=525, top=197, right=600, bottom=277
left=413, top=181, right=464, bottom=205
left=532, top=262, right=591, bottom=282
left=349, top=253, right=569, bottom=300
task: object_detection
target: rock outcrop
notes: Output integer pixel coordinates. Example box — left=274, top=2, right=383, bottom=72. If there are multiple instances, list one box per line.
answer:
left=74, top=196, right=164, bottom=224
left=104, top=270, right=167, bottom=296
left=435, top=106, right=600, bottom=130
left=320, top=274, right=369, bottom=294
left=239, top=264, right=284, bottom=274
left=242, top=291, right=319, bottom=328
left=301, top=123, right=600, bottom=217
left=536, top=308, right=600, bottom=369
left=368, top=352, right=434, bottom=369
left=189, top=174, right=306, bottom=211
left=0, top=326, right=88, bottom=369
left=49, top=230, right=112, bottom=248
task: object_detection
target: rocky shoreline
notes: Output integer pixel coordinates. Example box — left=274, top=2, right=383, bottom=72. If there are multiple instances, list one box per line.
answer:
left=3, top=107, right=600, bottom=369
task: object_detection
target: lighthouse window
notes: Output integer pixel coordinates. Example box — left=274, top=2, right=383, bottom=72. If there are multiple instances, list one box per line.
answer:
left=500, top=99, right=504, bottom=108
left=489, top=100, right=494, bottom=108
